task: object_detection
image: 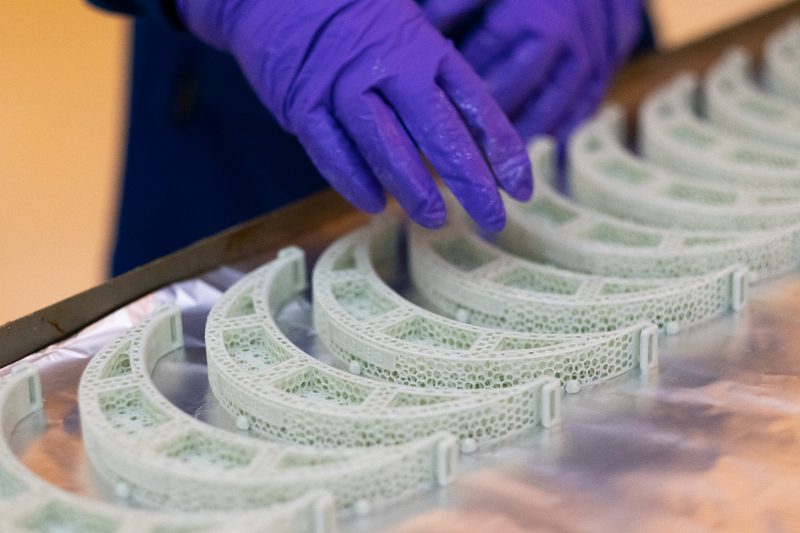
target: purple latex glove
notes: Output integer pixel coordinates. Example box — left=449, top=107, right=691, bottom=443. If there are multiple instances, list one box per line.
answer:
left=421, top=0, right=643, bottom=144
left=175, top=0, right=533, bottom=232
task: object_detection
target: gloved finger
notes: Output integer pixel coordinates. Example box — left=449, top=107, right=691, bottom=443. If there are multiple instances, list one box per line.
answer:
left=608, top=0, right=643, bottom=64
left=513, top=51, right=592, bottom=140
left=480, top=37, right=561, bottom=117
left=553, top=77, right=607, bottom=150
left=552, top=51, right=611, bottom=145
left=437, top=53, right=533, bottom=202
left=459, top=24, right=512, bottom=76
left=572, top=0, right=611, bottom=77
left=295, top=109, right=386, bottom=213
left=544, top=0, right=605, bottom=136
left=336, top=92, right=447, bottom=228
left=420, top=0, right=491, bottom=32
left=382, top=78, right=506, bottom=232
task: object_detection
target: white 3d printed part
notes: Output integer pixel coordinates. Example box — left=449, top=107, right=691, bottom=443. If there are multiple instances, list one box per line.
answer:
left=313, top=219, right=657, bottom=390
left=206, top=246, right=557, bottom=449
left=639, top=73, right=800, bottom=188
left=569, top=105, right=800, bottom=231
left=0, top=364, right=334, bottom=533
left=79, top=306, right=456, bottom=513
left=763, top=20, right=800, bottom=105
left=408, top=216, right=745, bottom=335
left=500, top=138, right=800, bottom=281
left=705, top=48, right=800, bottom=149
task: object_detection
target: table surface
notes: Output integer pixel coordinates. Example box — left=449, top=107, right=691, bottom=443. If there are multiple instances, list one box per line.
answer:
left=11, top=255, right=800, bottom=532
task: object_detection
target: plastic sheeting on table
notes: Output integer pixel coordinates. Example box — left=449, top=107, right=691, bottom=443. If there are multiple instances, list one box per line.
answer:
left=5, top=259, right=800, bottom=532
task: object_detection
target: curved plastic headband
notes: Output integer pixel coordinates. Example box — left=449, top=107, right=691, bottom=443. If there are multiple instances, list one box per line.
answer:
left=207, top=245, right=559, bottom=453
left=705, top=48, right=800, bottom=149
left=569, top=105, right=800, bottom=231
left=639, top=73, right=800, bottom=188
left=79, top=306, right=454, bottom=514
left=0, top=365, right=333, bottom=532
left=313, top=219, right=656, bottom=391
left=408, top=216, right=742, bottom=336
left=764, top=20, right=800, bottom=104
left=501, top=138, right=798, bottom=282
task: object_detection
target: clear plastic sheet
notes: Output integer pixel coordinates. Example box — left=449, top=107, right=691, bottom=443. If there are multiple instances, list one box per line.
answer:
left=5, top=256, right=800, bottom=532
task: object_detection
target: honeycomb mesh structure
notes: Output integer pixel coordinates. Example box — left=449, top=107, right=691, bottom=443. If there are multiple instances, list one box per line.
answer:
left=0, top=364, right=334, bottom=533
left=207, top=246, right=560, bottom=450
left=705, top=48, right=800, bottom=149
left=638, top=73, right=800, bottom=188
left=568, top=105, right=800, bottom=231
left=500, top=138, right=800, bottom=281
left=79, top=306, right=457, bottom=513
left=764, top=19, right=800, bottom=104
left=408, top=216, right=745, bottom=336
left=312, top=219, right=659, bottom=391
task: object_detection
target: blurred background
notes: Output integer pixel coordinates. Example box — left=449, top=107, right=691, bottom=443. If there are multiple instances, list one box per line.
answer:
left=0, top=0, right=792, bottom=325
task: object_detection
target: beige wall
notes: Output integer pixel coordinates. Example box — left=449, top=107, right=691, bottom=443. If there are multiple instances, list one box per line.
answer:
left=0, top=1, right=791, bottom=324
left=650, top=0, right=792, bottom=49
left=0, top=2, right=127, bottom=323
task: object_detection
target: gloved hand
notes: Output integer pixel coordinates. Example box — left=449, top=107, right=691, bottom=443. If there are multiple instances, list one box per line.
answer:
left=175, top=0, right=533, bottom=232
left=420, top=0, right=643, bottom=144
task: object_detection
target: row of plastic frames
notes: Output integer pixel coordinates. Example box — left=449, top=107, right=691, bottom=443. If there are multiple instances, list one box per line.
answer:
left=5, top=19, right=800, bottom=533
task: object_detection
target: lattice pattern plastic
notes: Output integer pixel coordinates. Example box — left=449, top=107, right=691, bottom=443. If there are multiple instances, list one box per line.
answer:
left=313, top=219, right=658, bottom=390
left=764, top=19, right=800, bottom=104
left=208, top=247, right=560, bottom=450
left=705, top=48, right=800, bottom=148
left=638, top=73, right=800, bottom=188
left=0, top=364, right=334, bottom=533
left=408, top=216, right=745, bottom=336
left=79, top=306, right=456, bottom=513
left=569, top=105, right=800, bottom=231
left=500, top=138, right=799, bottom=281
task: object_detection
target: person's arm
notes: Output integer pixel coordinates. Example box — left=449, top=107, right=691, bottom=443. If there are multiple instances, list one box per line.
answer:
left=89, top=0, right=534, bottom=232
left=87, top=0, right=183, bottom=28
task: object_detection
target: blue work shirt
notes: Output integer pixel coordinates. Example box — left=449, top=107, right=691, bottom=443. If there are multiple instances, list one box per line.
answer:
left=89, top=0, right=654, bottom=276
left=89, top=1, right=327, bottom=275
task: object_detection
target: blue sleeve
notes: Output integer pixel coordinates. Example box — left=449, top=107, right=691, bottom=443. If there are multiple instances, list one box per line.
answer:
left=86, top=0, right=184, bottom=29
left=633, top=5, right=657, bottom=55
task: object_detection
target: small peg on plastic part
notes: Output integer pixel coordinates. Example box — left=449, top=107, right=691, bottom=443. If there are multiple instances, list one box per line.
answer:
left=277, top=246, right=306, bottom=290
left=731, top=268, right=748, bottom=312
left=455, top=308, right=470, bottom=323
left=236, top=415, right=251, bottom=431
left=565, top=380, right=581, bottom=394
left=313, top=492, right=336, bottom=533
left=348, top=361, right=362, bottom=375
left=540, top=379, right=562, bottom=428
left=639, top=324, right=659, bottom=372
left=460, top=438, right=478, bottom=454
left=665, top=321, right=680, bottom=335
left=114, top=482, right=131, bottom=500
left=353, top=499, right=371, bottom=516
left=435, top=435, right=459, bottom=486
